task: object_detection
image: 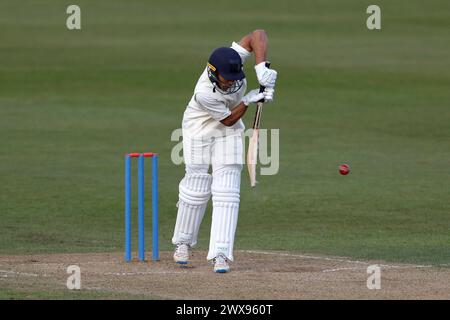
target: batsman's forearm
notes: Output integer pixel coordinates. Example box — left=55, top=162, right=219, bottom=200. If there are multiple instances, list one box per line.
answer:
left=239, top=29, right=268, bottom=64
left=220, top=102, right=249, bottom=127
left=250, top=29, right=268, bottom=64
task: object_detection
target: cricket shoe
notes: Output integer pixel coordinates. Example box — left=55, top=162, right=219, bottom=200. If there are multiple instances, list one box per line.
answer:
left=173, top=243, right=191, bottom=265
left=213, top=253, right=230, bottom=273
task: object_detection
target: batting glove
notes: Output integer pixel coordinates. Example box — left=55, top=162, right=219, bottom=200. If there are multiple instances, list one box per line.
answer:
left=242, top=89, right=265, bottom=106
left=263, top=88, right=275, bottom=103
left=242, top=88, right=275, bottom=106
left=255, top=61, right=278, bottom=88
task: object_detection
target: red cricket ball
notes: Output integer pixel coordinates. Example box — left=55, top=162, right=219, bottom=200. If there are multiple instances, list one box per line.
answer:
left=339, top=164, right=350, bottom=175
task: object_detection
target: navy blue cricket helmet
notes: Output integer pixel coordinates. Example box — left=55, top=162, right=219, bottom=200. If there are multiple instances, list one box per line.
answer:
left=207, top=47, right=245, bottom=94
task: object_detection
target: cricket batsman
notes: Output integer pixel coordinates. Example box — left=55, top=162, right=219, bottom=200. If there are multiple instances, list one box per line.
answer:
left=171, top=29, right=277, bottom=273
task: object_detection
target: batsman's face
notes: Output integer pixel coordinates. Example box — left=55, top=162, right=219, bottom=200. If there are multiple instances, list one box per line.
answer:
left=217, top=74, right=235, bottom=90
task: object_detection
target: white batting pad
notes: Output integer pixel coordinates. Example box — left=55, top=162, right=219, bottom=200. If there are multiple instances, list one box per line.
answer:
left=207, top=169, right=241, bottom=261
left=172, top=173, right=212, bottom=247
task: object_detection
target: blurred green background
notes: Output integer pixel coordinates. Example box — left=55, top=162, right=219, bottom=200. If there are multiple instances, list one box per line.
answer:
left=0, top=0, right=449, bottom=266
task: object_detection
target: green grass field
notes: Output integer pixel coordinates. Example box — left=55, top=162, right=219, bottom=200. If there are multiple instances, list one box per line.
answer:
left=1, top=0, right=449, bottom=290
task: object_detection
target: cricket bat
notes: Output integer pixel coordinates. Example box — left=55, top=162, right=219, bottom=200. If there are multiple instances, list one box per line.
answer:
left=247, top=62, right=271, bottom=187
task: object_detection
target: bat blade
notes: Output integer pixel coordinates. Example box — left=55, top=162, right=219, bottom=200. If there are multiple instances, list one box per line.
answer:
left=247, top=128, right=259, bottom=187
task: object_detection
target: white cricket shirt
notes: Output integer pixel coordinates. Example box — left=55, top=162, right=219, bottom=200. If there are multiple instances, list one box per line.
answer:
left=182, top=42, right=252, bottom=138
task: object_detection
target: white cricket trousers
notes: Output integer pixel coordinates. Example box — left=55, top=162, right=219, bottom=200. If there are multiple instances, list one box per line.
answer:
left=172, top=132, right=243, bottom=261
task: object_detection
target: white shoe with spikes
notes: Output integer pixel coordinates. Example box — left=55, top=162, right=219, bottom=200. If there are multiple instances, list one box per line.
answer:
left=173, top=243, right=191, bottom=265
left=213, top=253, right=230, bottom=273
